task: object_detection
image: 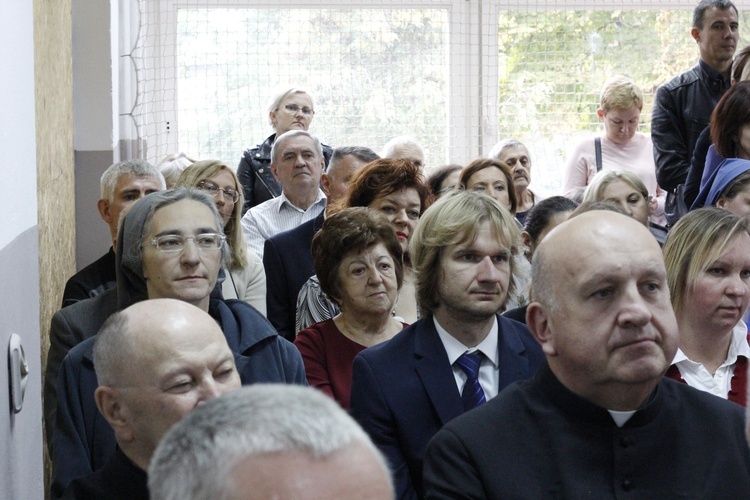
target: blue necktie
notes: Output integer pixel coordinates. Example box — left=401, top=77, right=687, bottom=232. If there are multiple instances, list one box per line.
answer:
left=455, top=351, right=486, bottom=411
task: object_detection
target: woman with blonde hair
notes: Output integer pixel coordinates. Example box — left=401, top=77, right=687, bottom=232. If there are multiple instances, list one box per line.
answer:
left=583, top=169, right=667, bottom=245
left=563, top=75, right=666, bottom=226
left=176, top=160, right=267, bottom=314
left=663, top=208, right=750, bottom=406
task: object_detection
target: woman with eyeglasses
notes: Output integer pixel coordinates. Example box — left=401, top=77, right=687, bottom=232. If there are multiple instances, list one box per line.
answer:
left=176, top=160, right=267, bottom=314
left=237, top=86, right=333, bottom=214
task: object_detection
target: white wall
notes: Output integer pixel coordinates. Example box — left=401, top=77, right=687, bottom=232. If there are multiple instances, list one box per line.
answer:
left=2, top=2, right=40, bottom=249
left=0, top=0, right=44, bottom=497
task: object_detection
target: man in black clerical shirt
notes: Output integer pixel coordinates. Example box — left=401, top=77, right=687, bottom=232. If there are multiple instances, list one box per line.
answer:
left=424, top=211, right=750, bottom=498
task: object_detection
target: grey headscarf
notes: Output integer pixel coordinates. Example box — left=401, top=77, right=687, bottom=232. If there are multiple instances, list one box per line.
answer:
left=115, top=188, right=227, bottom=310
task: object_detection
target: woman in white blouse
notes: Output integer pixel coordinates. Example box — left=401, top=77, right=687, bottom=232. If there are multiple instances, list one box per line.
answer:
left=663, top=208, right=750, bottom=406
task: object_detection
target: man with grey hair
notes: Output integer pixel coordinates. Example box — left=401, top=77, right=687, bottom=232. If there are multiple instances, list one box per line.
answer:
left=149, top=385, right=393, bottom=500
left=61, top=159, right=165, bottom=308
left=489, top=138, right=542, bottom=225
left=350, top=191, right=544, bottom=498
left=424, top=211, right=750, bottom=497
left=62, top=299, right=241, bottom=499
left=241, top=130, right=328, bottom=258
left=264, top=145, right=379, bottom=340
left=46, top=159, right=164, bottom=455
left=381, top=135, right=425, bottom=169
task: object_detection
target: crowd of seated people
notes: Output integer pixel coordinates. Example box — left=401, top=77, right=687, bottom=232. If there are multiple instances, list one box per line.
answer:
left=47, top=2, right=750, bottom=497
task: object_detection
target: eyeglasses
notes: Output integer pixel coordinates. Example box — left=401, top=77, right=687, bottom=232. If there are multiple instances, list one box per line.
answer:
left=283, top=104, right=315, bottom=116
left=197, top=180, right=240, bottom=204
left=149, top=233, right=226, bottom=253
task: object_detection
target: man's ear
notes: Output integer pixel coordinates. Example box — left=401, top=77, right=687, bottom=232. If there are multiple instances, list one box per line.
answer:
left=596, top=108, right=605, bottom=121
left=691, top=27, right=701, bottom=42
left=270, top=164, right=280, bottom=182
left=521, top=231, right=533, bottom=251
left=320, top=173, right=331, bottom=197
left=97, top=199, right=113, bottom=225
left=95, top=386, right=135, bottom=443
left=526, top=302, right=556, bottom=357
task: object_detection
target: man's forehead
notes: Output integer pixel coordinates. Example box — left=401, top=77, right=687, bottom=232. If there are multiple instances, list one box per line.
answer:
left=115, top=173, right=161, bottom=191
left=551, top=236, right=665, bottom=289
left=331, top=156, right=365, bottom=176
left=702, top=6, right=738, bottom=24
left=568, top=253, right=666, bottom=284
left=501, top=146, right=528, bottom=158
left=131, top=324, right=229, bottom=371
left=447, top=225, right=510, bottom=252
left=281, top=137, right=317, bottom=154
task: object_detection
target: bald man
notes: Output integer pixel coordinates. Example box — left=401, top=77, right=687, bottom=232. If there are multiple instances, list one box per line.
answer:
left=424, top=211, right=750, bottom=498
left=62, top=299, right=240, bottom=499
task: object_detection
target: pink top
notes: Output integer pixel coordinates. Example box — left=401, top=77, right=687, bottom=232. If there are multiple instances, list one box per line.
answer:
left=294, top=319, right=407, bottom=409
left=562, top=132, right=666, bottom=227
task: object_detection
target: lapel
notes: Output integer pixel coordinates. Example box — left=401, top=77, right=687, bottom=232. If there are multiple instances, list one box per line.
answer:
left=496, top=316, right=530, bottom=386
left=413, top=317, right=465, bottom=425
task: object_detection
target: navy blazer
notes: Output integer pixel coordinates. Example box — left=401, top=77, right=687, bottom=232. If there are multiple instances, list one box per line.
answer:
left=349, top=314, right=544, bottom=500
left=263, top=212, right=324, bottom=341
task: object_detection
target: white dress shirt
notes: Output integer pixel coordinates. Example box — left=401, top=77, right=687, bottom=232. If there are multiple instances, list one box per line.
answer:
left=671, top=320, right=750, bottom=399
left=434, top=316, right=500, bottom=400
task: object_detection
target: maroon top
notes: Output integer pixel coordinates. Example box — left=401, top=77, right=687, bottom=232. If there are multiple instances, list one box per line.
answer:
left=294, top=319, right=406, bottom=409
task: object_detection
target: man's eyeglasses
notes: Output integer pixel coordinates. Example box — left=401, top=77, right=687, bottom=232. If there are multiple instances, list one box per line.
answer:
left=197, top=180, right=240, bottom=204
left=149, top=233, right=226, bottom=253
left=283, top=104, right=315, bottom=116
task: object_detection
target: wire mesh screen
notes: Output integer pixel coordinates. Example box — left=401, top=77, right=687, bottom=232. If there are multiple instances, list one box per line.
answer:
left=130, top=0, right=750, bottom=194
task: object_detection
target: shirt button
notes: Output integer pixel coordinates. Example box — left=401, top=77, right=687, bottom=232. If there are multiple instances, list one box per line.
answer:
left=620, top=437, right=632, bottom=448
left=622, top=479, right=633, bottom=491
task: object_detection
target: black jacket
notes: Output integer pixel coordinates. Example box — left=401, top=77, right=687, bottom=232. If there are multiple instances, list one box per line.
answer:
left=652, top=61, right=729, bottom=192
left=237, top=133, right=333, bottom=215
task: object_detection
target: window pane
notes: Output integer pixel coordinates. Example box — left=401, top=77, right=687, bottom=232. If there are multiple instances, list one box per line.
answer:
left=172, top=7, right=448, bottom=168
left=497, top=8, right=750, bottom=193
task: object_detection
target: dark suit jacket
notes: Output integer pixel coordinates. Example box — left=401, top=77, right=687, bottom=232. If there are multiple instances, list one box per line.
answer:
left=263, top=212, right=325, bottom=341
left=349, top=314, right=544, bottom=499
left=44, top=288, right=119, bottom=454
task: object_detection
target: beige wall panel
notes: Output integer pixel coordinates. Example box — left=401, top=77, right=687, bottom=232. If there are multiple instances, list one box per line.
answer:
left=34, top=0, right=74, bottom=492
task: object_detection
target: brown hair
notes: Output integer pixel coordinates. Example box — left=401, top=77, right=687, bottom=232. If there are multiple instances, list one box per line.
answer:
left=312, top=207, right=404, bottom=308
left=336, top=158, right=432, bottom=214
left=458, top=158, right=518, bottom=215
